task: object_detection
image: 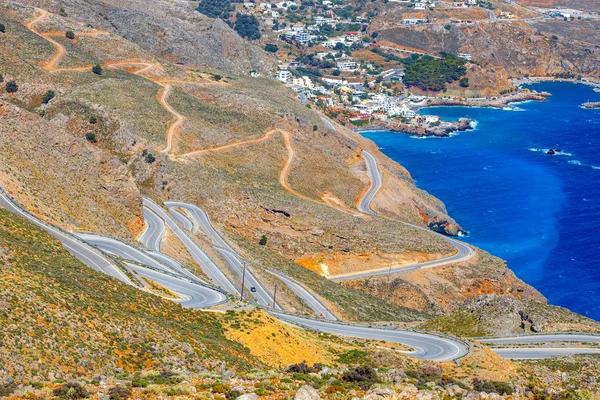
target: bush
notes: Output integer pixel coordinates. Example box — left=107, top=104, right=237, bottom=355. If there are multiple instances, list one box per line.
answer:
left=0, top=74, right=4, bottom=83
left=131, top=377, right=149, bottom=388
left=234, top=13, right=261, bottom=40
left=341, top=366, right=378, bottom=389
left=92, top=64, right=102, bottom=75
left=286, top=361, right=314, bottom=374
left=225, top=389, right=241, bottom=400
left=265, top=44, right=279, bottom=53
left=141, top=149, right=156, bottom=163
left=85, top=132, right=97, bottom=143
left=0, top=23, right=5, bottom=33
left=5, top=80, right=18, bottom=93
left=473, top=379, right=514, bottom=395
left=459, top=77, right=469, bottom=87
left=313, top=125, right=318, bottom=131
left=444, top=24, right=452, bottom=30
left=53, top=382, right=90, bottom=399
left=89, top=116, right=97, bottom=124
left=65, top=31, right=75, bottom=39
left=403, top=53, right=467, bottom=91
left=0, top=383, right=16, bottom=397
left=42, top=90, right=56, bottom=104
left=107, top=386, right=131, bottom=400
left=259, top=235, right=267, bottom=246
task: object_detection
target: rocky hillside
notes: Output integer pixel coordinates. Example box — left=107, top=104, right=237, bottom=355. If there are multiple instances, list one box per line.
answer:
left=14, top=0, right=275, bottom=75
left=0, top=0, right=530, bottom=322
left=376, top=20, right=600, bottom=96
left=420, top=295, right=600, bottom=337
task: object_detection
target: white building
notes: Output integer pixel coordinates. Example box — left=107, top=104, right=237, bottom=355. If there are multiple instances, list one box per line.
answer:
left=414, top=2, right=426, bottom=10
left=295, top=31, right=310, bottom=43
left=336, top=60, right=357, bottom=71
left=275, top=70, right=291, bottom=83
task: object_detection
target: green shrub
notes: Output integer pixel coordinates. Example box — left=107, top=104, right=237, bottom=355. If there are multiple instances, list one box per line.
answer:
left=259, top=235, right=267, bottom=246
left=225, top=389, right=241, bottom=400
left=85, top=132, right=97, bottom=143
left=0, top=383, right=16, bottom=397
left=473, top=379, right=514, bottom=395
left=341, top=365, right=379, bottom=389
left=42, top=90, right=56, bottom=104
left=107, top=386, right=131, bottom=400
left=459, top=77, right=470, bottom=88
left=0, top=74, right=3, bottom=83
left=89, top=116, right=97, bottom=124
left=265, top=44, right=278, bottom=53
left=5, top=80, right=18, bottom=93
left=286, top=361, right=314, bottom=374
left=66, top=31, right=75, bottom=39
left=53, top=382, right=90, bottom=399
left=234, top=13, right=261, bottom=40
left=0, top=23, right=5, bottom=33
left=131, top=377, right=149, bottom=388
left=92, top=64, right=102, bottom=75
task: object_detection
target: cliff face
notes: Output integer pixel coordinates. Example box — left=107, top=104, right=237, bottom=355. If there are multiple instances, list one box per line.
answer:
left=341, top=251, right=545, bottom=315
left=377, top=20, right=600, bottom=95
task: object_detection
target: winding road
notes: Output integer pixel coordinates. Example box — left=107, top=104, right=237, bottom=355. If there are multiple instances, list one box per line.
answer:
left=272, top=312, right=468, bottom=362
left=357, top=151, right=382, bottom=215
left=165, top=201, right=278, bottom=309
left=7, top=7, right=599, bottom=363
left=0, top=190, right=132, bottom=285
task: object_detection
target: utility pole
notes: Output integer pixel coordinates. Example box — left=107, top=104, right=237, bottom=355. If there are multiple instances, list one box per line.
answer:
left=240, top=263, right=246, bottom=301
left=272, top=284, right=278, bottom=309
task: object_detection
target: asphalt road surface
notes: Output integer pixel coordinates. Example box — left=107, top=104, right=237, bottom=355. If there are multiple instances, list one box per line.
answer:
left=126, top=263, right=227, bottom=308
left=138, top=206, right=165, bottom=251
left=357, top=150, right=382, bottom=215
left=267, top=270, right=337, bottom=320
left=491, top=347, right=600, bottom=359
left=165, top=201, right=278, bottom=309
left=273, top=312, right=468, bottom=362
left=479, top=334, right=600, bottom=344
left=143, top=198, right=239, bottom=294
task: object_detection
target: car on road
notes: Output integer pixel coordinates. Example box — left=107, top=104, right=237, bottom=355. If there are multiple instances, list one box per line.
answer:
left=250, top=287, right=257, bottom=292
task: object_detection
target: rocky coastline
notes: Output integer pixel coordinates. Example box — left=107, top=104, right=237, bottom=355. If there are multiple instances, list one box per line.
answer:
left=359, top=118, right=474, bottom=138
left=582, top=102, right=600, bottom=109
left=422, top=91, right=551, bottom=110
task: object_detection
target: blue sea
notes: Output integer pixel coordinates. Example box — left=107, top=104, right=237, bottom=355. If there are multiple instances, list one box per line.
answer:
left=362, top=82, right=600, bottom=321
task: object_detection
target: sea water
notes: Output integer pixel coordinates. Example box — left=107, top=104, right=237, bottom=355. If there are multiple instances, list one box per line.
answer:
left=362, top=82, right=600, bottom=320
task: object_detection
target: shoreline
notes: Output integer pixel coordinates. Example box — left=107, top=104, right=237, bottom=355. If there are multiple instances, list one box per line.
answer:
left=513, top=76, right=600, bottom=90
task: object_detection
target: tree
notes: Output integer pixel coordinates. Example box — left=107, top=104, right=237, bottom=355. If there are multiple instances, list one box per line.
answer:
left=65, top=30, right=75, bottom=39
left=234, top=13, right=261, bottom=40
left=196, top=0, right=232, bottom=19
left=42, top=90, right=56, bottom=104
left=92, top=64, right=102, bottom=75
left=5, top=80, right=18, bottom=93
left=313, top=125, right=318, bottom=131
left=264, top=43, right=279, bottom=53
left=0, top=74, right=3, bottom=83
left=459, top=77, right=469, bottom=87
left=0, top=23, right=5, bottom=33
left=89, top=116, right=97, bottom=124
left=259, top=235, right=267, bottom=246
left=85, top=132, right=97, bottom=143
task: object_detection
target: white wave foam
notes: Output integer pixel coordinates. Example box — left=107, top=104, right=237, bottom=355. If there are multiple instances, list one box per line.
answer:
left=528, top=148, right=572, bottom=156
left=568, top=160, right=583, bottom=166
left=592, top=166, right=600, bottom=170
